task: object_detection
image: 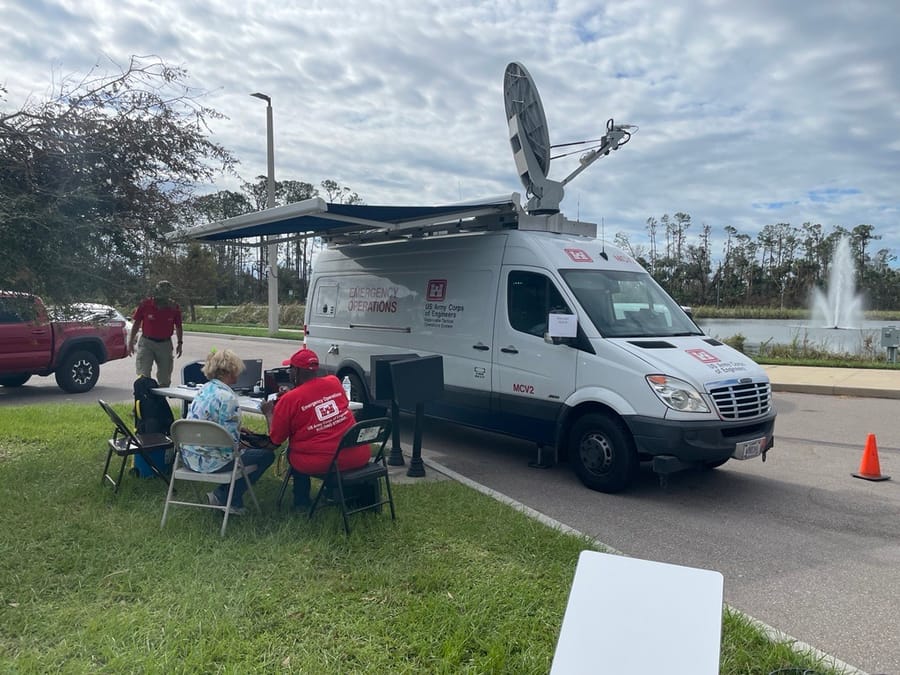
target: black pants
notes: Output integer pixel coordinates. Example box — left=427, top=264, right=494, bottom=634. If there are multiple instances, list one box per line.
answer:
left=291, top=469, right=311, bottom=507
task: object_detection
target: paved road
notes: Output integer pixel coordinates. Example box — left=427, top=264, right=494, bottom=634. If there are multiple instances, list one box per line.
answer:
left=0, top=333, right=302, bottom=406
left=2, top=334, right=898, bottom=673
left=407, top=394, right=900, bottom=675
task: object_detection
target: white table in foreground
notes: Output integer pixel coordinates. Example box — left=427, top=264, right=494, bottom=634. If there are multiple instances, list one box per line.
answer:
left=550, top=550, right=723, bottom=675
left=152, top=385, right=363, bottom=415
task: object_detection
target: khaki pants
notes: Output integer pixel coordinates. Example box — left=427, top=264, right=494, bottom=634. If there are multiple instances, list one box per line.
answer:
left=135, top=336, right=174, bottom=387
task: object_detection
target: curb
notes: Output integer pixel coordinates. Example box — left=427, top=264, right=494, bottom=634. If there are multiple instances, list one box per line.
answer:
left=770, top=383, right=900, bottom=400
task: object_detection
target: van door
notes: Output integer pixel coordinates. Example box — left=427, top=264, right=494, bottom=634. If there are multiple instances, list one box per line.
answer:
left=492, top=268, right=578, bottom=444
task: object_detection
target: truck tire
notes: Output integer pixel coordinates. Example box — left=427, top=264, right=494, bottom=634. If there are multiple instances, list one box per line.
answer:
left=344, top=371, right=369, bottom=405
left=55, top=350, right=100, bottom=393
left=569, top=413, right=638, bottom=493
left=0, top=374, right=31, bottom=387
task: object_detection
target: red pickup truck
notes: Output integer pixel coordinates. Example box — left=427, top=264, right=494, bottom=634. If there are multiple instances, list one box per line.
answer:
left=0, top=291, right=128, bottom=393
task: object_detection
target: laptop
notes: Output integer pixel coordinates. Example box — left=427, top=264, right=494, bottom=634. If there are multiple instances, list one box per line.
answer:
left=263, top=366, right=293, bottom=399
left=233, top=359, right=263, bottom=396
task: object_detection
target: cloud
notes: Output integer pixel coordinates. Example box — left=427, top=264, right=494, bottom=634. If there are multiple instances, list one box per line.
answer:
left=1, top=0, right=898, bottom=265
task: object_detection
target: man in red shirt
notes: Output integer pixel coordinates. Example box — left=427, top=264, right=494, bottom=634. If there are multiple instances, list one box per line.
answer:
left=262, top=348, right=369, bottom=509
left=129, top=280, right=183, bottom=387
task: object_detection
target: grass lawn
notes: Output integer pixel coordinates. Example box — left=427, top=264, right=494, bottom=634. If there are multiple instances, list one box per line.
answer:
left=0, top=403, right=845, bottom=674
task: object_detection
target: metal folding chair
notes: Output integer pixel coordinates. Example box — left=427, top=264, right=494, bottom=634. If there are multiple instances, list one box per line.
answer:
left=99, top=399, right=172, bottom=493
left=304, top=417, right=397, bottom=535
left=161, top=419, right=261, bottom=537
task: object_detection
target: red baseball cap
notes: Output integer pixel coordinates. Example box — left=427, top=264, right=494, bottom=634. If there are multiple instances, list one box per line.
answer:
left=283, top=348, right=319, bottom=371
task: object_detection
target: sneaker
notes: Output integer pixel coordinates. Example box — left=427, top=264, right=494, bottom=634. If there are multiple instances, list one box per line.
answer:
left=207, top=491, right=246, bottom=516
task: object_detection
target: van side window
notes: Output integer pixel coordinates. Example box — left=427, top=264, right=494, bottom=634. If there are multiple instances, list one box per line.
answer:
left=507, top=271, right=570, bottom=337
left=312, top=284, right=338, bottom=317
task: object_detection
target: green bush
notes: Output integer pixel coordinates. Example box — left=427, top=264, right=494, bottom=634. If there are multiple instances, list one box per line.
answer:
left=195, top=303, right=306, bottom=327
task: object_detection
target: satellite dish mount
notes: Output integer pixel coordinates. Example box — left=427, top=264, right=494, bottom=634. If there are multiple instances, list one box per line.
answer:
left=504, top=62, right=636, bottom=215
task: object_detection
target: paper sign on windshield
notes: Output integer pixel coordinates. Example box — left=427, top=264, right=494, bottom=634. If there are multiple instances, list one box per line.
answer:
left=549, top=313, right=577, bottom=338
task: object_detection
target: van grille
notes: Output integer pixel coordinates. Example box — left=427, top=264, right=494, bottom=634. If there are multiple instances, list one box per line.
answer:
left=709, top=381, right=771, bottom=419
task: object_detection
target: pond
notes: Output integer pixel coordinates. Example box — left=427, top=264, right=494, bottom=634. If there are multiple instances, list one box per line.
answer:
left=695, top=318, right=898, bottom=356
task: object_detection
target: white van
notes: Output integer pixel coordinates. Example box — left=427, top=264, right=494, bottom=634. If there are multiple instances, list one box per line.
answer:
left=304, top=218, right=775, bottom=492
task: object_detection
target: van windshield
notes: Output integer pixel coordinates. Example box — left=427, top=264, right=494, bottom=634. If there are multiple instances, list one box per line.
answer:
left=560, top=269, right=703, bottom=338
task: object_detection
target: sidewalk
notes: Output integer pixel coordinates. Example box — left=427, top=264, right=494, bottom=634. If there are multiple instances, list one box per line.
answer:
left=762, top=364, right=900, bottom=399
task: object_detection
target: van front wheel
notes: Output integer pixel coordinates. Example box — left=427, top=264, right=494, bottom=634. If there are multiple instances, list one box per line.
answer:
left=569, top=414, right=638, bottom=493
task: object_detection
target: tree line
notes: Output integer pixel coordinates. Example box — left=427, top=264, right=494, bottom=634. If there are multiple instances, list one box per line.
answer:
left=2, top=56, right=898, bottom=314
left=617, top=215, right=898, bottom=311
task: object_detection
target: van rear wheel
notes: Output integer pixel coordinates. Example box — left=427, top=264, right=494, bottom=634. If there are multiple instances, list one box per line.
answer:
left=344, top=371, right=368, bottom=405
left=569, top=413, right=638, bottom=493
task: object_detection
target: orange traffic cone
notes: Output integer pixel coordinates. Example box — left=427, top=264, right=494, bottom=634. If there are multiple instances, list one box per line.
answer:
left=852, top=434, right=890, bottom=482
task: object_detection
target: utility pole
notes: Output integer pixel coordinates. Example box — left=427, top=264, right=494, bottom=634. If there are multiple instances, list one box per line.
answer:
left=251, top=92, right=279, bottom=334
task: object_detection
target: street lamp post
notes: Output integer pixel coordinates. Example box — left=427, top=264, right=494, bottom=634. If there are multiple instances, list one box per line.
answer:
left=251, top=92, right=279, bottom=335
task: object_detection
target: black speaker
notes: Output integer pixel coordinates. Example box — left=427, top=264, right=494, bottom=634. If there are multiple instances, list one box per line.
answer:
left=389, top=355, right=444, bottom=408
left=370, top=353, right=420, bottom=402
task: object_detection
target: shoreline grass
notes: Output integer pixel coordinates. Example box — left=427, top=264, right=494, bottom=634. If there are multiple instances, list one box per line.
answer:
left=0, top=402, right=848, bottom=673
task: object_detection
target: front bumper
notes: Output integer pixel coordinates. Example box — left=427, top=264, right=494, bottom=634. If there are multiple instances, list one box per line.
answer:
left=624, top=411, right=776, bottom=463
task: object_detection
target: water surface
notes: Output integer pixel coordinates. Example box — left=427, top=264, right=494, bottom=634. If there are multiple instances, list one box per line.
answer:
left=697, top=318, right=897, bottom=355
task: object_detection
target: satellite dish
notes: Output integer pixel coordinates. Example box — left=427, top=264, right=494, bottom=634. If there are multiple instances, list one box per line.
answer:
left=504, top=62, right=563, bottom=214
left=503, top=62, right=636, bottom=215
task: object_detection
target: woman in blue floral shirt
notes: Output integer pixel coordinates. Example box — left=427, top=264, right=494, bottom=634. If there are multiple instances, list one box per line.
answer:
left=183, top=349, right=275, bottom=514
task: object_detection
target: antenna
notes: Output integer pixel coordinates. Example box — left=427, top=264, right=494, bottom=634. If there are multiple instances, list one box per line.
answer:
left=503, top=62, right=636, bottom=216
left=600, top=217, right=608, bottom=260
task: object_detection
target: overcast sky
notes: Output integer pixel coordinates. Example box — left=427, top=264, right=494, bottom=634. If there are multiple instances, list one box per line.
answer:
left=3, top=0, right=899, bottom=267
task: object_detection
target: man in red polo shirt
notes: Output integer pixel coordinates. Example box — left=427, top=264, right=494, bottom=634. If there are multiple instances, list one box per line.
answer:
left=129, top=280, right=183, bottom=387
left=262, top=348, right=369, bottom=509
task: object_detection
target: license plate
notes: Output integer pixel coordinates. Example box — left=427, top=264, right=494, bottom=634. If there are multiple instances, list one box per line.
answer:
left=732, top=436, right=766, bottom=460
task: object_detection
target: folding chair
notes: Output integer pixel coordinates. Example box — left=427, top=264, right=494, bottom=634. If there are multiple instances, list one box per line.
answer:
left=99, top=399, right=173, bottom=493
left=305, top=417, right=396, bottom=535
left=161, top=419, right=261, bottom=537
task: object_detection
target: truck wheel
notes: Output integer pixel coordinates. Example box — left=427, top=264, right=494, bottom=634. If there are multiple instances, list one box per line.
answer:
left=345, top=371, right=369, bottom=405
left=55, top=350, right=100, bottom=393
left=0, top=374, right=31, bottom=387
left=569, top=413, right=638, bottom=493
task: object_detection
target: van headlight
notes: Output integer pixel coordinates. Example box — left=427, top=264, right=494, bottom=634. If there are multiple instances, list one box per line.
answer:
left=646, top=375, right=710, bottom=413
